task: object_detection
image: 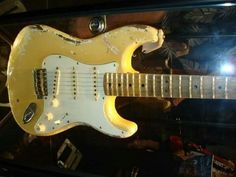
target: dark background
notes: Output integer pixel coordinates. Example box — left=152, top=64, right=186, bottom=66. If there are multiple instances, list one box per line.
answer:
left=0, top=0, right=236, bottom=176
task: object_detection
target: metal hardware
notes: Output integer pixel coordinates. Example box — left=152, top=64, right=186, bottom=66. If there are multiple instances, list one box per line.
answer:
left=89, top=16, right=106, bottom=34
left=57, top=139, right=82, bottom=170
left=23, top=103, right=36, bottom=123
left=33, top=69, right=48, bottom=99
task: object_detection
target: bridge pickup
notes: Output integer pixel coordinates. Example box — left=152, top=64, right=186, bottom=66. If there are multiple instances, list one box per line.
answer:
left=34, top=69, right=48, bottom=99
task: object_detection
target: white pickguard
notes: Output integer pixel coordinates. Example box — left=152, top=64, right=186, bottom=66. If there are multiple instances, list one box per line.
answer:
left=34, top=55, right=129, bottom=137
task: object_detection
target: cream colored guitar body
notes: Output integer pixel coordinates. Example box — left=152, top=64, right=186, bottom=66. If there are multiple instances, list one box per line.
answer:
left=7, top=25, right=163, bottom=138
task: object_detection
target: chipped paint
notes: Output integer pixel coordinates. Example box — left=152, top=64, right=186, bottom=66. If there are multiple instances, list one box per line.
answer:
left=8, top=24, right=161, bottom=137
left=70, top=50, right=76, bottom=55
left=55, top=33, right=81, bottom=45
left=16, top=32, right=32, bottom=57
left=142, top=29, right=164, bottom=53
left=103, top=33, right=120, bottom=55
left=130, top=24, right=149, bottom=30
left=30, top=25, right=44, bottom=31
left=80, top=39, right=92, bottom=44
left=30, top=25, right=48, bottom=33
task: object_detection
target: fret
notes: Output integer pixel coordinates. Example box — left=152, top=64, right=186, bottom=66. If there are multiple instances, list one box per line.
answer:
left=145, top=74, right=148, bottom=97
left=121, top=73, right=124, bottom=96
left=126, top=73, right=129, bottom=96
left=169, top=75, right=172, bottom=97
left=138, top=74, right=141, bottom=97
left=106, top=73, right=110, bottom=95
left=111, top=73, right=114, bottom=95
left=200, top=76, right=203, bottom=98
left=225, top=77, right=228, bottom=99
left=153, top=75, right=156, bottom=97
left=115, top=73, right=119, bottom=96
left=179, top=75, right=182, bottom=98
left=189, top=75, right=192, bottom=98
left=161, top=75, right=164, bottom=97
left=132, top=73, right=135, bottom=96
left=104, top=73, right=236, bottom=99
left=212, top=76, right=215, bottom=99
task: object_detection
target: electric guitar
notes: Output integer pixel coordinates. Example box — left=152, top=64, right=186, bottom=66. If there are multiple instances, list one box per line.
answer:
left=7, top=25, right=236, bottom=138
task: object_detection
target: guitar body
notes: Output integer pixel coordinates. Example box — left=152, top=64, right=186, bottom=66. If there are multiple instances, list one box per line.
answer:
left=7, top=24, right=163, bottom=138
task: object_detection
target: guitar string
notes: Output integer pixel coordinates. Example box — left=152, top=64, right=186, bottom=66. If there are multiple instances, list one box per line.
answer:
left=45, top=82, right=236, bottom=96
left=41, top=73, right=236, bottom=97
left=46, top=75, right=236, bottom=88
left=46, top=77, right=236, bottom=90
left=44, top=81, right=236, bottom=96
left=46, top=72, right=236, bottom=95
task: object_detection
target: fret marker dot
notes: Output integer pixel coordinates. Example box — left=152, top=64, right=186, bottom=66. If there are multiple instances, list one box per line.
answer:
left=194, top=85, right=198, bottom=89
left=118, top=83, right=121, bottom=87
left=218, top=86, right=222, bottom=89
left=141, top=84, right=145, bottom=87
left=129, top=83, right=132, bottom=87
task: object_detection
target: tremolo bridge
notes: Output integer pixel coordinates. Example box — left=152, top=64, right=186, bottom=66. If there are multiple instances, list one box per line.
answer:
left=34, top=69, right=48, bottom=99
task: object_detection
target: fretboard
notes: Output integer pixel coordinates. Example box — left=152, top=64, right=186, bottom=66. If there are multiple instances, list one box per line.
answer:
left=104, top=73, right=236, bottom=99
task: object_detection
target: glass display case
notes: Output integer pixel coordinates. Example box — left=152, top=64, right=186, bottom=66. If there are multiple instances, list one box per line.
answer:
left=0, top=1, right=235, bottom=177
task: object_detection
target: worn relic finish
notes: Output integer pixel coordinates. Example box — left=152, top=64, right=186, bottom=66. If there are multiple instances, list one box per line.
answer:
left=7, top=24, right=163, bottom=137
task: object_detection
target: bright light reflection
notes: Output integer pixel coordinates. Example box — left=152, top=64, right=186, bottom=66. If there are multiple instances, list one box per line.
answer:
left=223, top=3, right=234, bottom=6
left=54, top=120, right=61, bottom=125
left=47, top=112, right=54, bottom=120
left=220, top=63, right=234, bottom=74
left=52, top=98, right=60, bottom=107
left=38, top=124, right=46, bottom=132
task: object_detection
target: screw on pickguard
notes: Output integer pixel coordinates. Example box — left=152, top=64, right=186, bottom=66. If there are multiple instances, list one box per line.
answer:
left=23, top=103, right=36, bottom=123
left=34, top=69, right=48, bottom=99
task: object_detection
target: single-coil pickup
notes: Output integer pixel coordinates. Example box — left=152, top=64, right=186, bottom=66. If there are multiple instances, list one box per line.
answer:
left=52, top=67, right=60, bottom=98
left=34, top=69, right=48, bottom=99
left=72, top=67, right=77, bottom=100
left=93, top=66, right=98, bottom=100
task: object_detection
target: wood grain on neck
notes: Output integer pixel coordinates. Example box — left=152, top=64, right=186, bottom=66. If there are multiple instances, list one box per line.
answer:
left=104, top=73, right=236, bottom=99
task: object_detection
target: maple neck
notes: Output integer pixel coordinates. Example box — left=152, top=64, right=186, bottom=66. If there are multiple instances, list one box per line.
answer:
left=104, top=73, right=236, bottom=99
